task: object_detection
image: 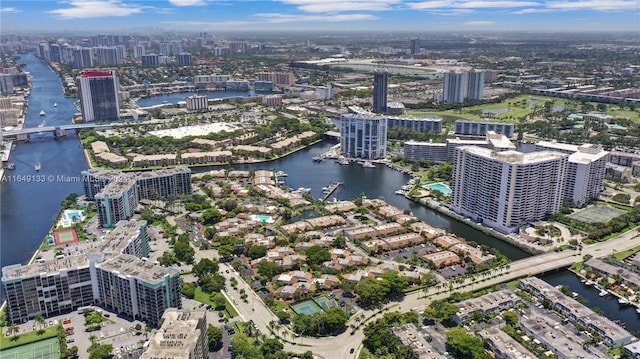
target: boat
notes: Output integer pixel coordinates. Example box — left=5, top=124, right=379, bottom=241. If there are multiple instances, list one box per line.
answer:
left=395, top=190, right=405, bottom=195
left=572, top=292, right=579, bottom=298
left=618, top=297, right=629, bottom=305
left=54, top=103, right=57, bottom=107
left=5, top=162, right=15, bottom=170
left=362, top=161, right=375, bottom=168
left=599, top=290, right=608, bottom=297
left=585, top=280, right=594, bottom=286
left=39, top=110, right=45, bottom=116
left=296, top=187, right=311, bottom=193
left=34, top=163, right=41, bottom=171
left=276, top=171, right=288, bottom=177
left=636, top=308, right=640, bottom=315
left=322, top=187, right=330, bottom=191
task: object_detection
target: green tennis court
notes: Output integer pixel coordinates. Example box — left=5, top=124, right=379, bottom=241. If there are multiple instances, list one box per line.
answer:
left=53, top=229, right=79, bottom=246
left=0, top=337, right=60, bottom=359
left=314, top=296, right=338, bottom=311
left=291, top=300, right=324, bottom=316
left=569, top=205, right=626, bottom=224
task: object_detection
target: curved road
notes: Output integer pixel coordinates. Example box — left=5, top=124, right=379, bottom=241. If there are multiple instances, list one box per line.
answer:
left=221, top=230, right=640, bottom=358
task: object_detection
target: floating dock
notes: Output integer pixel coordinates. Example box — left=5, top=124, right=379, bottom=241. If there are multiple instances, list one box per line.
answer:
left=321, top=182, right=343, bottom=201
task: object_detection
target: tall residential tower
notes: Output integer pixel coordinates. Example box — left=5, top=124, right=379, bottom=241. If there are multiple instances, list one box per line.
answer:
left=340, top=112, right=387, bottom=160
left=373, top=69, right=388, bottom=114
left=79, top=70, right=120, bottom=122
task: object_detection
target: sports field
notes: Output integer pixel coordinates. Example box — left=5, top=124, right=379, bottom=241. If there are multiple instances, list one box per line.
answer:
left=53, top=229, right=79, bottom=246
left=314, top=296, right=338, bottom=311
left=569, top=205, right=626, bottom=224
left=291, top=300, right=324, bottom=316
left=0, top=338, right=60, bottom=359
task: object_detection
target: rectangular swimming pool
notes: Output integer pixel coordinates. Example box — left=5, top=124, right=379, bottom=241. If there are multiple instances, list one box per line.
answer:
left=425, top=182, right=451, bottom=195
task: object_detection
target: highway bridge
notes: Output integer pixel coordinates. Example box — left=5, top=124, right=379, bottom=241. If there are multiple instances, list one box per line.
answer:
left=1, top=122, right=127, bottom=140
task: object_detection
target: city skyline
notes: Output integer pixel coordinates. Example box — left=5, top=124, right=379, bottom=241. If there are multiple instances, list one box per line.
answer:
left=0, top=0, right=638, bottom=34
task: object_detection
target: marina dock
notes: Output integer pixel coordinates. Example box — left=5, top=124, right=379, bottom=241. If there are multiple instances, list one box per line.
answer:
left=321, top=181, right=343, bottom=201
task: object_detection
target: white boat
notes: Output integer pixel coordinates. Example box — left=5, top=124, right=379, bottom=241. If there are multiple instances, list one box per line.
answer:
left=39, top=110, right=45, bottom=116
left=572, top=292, right=579, bottom=298
left=34, top=163, right=41, bottom=171
left=276, top=171, right=288, bottom=177
left=395, top=190, right=405, bottom=195
left=637, top=308, right=640, bottom=314
left=585, top=280, right=594, bottom=286
left=618, top=298, right=629, bottom=305
left=362, top=161, right=375, bottom=168
left=54, top=103, right=57, bottom=107
left=322, top=187, right=329, bottom=191
left=599, top=290, right=608, bottom=297
left=296, top=187, right=311, bottom=193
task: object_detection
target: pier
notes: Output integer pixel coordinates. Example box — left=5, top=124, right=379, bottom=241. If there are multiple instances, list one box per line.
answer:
left=321, top=181, right=343, bottom=201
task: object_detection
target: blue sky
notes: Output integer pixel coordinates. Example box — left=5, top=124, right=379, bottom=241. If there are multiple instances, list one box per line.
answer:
left=1, top=0, right=639, bottom=34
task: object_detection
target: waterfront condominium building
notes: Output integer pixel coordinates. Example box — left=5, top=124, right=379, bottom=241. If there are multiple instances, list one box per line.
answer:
left=82, top=168, right=135, bottom=200
left=340, top=112, right=388, bottom=160
left=455, top=120, right=514, bottom=138
left=79, top=70, right=120, bottom=122
left=135, top=166, right=192, bottom=200
left=95, top=178, right=138, bottom=228
left=535, top=141, right=608, bottom=207
left=1, top=220, right=181, bottom=325
left=373, top=69, right=389, bottom=113
left=72, top=47, right=93, bottom=68
left=141, top=54, right=159, bottom=66
left=387, top=116, right=442, bottom=133
left=186, top=95, right=208, bottom=112
left=451, top=147, right=567, bottom=233
left=403, top=131, right=513, bottom=163
left=141, top=309, right=208, bottom=359
left=443, top=71, right=484, bottom=104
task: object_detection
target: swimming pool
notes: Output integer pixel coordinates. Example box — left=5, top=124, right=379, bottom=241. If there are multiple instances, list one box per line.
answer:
left=251, top=214, right=274, bottom=223
left=425, top=183, right=451, bottom=195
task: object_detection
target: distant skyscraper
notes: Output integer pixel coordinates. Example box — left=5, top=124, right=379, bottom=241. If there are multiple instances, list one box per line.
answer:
left=72, top=47, right=93, bottom=68
left=466, top=70, right=485, bottom=101
left=49, top=43, right=61, bottom=62
left=443, top=71, right=468, bottom=104
left=443, top=71, right=484, bottom=104
left=95, top=47, right=121, bottom=65
left=133, top=44, right=145, bottom=58
left=141, top=54, right=159, bottom=66
left=340, top=112, right=387, bottom=160
left=410, top=38, right=421, bottom=55
left=79, top=70, right=120, bottom=122
left=373, top=69, right=388, bottom=113
left=177, top=52, right=192, bottom=66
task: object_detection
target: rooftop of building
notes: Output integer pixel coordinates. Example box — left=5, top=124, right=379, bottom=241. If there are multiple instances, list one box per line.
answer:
left=96, top=254, right=178, bottom=284
left=2, top=255, right=89, bottom=282
left=459, top=146, right=567, bottom=165
left=136, top=166, right=191, bottom=179
left=96, top=220, right=146, bottom=255
left=456, top=289, right=519, bottom=318
left=96, top=178, right=136, bottom=197
left=142, top=309, right=206, bottom=359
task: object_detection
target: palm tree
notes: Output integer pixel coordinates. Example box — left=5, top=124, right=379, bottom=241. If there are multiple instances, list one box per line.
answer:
left=8, top=324, right=19, bottom=339
left=34, top=315, right=45, bottom=330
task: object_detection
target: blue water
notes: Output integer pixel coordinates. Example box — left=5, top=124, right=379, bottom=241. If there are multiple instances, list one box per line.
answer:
left=425, top=182, right=451, bottom=195
left=136, top=90, right=263, bottom=107
left=253, top=215, right=273, bottom=222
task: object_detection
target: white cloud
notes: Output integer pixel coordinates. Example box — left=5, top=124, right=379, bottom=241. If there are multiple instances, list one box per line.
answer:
left=409, top=0, right=542, bottom=9
left=455, top=1, right=541, bottom=8
left=254, top=12, right=378, bottom=22
left=511, top=7, right=553, bottom=13
left=546, top=0, right=639, bottom=11
left=0, top=7, right=21, bottom=13
left=168, top=0, right=207, bottom=6
left=463, top=20, right=496, bottom=25
left=48, top=0, right=143, bottom=19
left=278, top=0, right=401, bottom=13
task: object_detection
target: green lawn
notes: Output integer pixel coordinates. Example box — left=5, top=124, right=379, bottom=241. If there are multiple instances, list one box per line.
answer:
left=614, top=245, right=640, bottom=261
left=193, top=287, right=238, bottom=318
left=407, top=95, right=640, bottom=123
left=0, top=326, right=58, bottom=350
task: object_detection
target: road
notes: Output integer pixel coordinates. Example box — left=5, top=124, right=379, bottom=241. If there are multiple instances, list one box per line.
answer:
left=218, top=231, right=640, bottom=359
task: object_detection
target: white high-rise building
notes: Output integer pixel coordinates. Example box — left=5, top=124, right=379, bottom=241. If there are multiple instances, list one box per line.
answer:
left=443, top=71, right=484, bottom=104
left=340, top=112, right=387, bottom=160
left=535, top=141, right=608, bottom=207
left=451, top=147, right=567, bottom=233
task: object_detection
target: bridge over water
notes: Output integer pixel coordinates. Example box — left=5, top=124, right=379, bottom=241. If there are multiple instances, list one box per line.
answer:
left=1, top=122, right=128, bottom=141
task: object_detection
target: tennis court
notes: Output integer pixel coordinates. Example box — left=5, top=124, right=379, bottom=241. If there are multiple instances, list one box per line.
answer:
left=53, top=229, right=79, bottom=246
left=569, top=205, right=626, bottom=224
left=314, top=296, right=338, bottom=311
left=291, top=300, right=324, bottom=316
left=0, top=337, right=60, bottom=359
